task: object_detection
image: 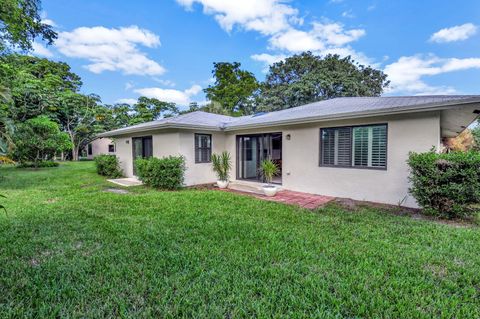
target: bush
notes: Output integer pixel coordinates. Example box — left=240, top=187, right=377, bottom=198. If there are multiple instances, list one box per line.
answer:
left=135, top=156, right=185, bottom=190
left=17, top=161, right=59, bottom=168
left=12, top=116, right=72, bottom=166
left=94, top=155, right=122, bottom=178
left=408, top=151, right=480, bottom=219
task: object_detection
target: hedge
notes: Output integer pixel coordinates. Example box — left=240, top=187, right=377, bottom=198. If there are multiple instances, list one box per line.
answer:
left=94, top=155, right=122, bottom=178
left=135, top=156, right=185, bottom=190
left=408, top=151, right=480, bottom=219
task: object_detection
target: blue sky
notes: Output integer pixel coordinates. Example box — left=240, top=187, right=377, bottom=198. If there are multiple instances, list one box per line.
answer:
left=34, top=0, right=480, bottom=109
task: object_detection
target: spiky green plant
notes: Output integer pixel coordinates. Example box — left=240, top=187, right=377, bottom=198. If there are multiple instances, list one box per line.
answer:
left=211, top=151, right=231, bottom=181
left=260, top=159, right=279, bottom=185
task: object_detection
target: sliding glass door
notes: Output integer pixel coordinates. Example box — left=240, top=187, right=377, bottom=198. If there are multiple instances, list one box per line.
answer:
left=237, top=133, right=282, bottom=183
left=132, top=136, right=153, bottom=175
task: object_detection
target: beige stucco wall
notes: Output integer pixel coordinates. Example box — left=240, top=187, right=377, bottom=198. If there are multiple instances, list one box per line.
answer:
left=114, top=131, right=181, bottom=178
left=113, top=130, right=225, bottom=185
left=225, top=111, right=441, bottom=208
left=179, top=131, right=227, bottom=185
left=111, top=111, right=441, bottom=207
left=87, top=138, right=114, bottom=159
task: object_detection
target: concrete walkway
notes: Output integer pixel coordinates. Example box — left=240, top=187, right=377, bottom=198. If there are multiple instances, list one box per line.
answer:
left=107, top=177, right=143, bottom=187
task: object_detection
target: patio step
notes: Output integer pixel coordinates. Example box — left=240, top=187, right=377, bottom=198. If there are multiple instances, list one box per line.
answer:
left=107, top=177, right=143, bottom=187
left=228, top=181, right=282, bottom=195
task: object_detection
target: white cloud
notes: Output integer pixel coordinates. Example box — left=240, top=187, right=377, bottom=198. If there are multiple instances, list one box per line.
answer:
left=430, top=23, right=477, bottom=43
left=384, top=54, right=480, bottom=94
left=134, top=84, right=202, bottom=105
left=55, top=25, right=165, bottom=76
left=153, top=78, right=176, bottom=87
left=320, top=46, right=375, bottom=67
left=251, top=53, right=286, bottom=70
left=125, top=82, right=135, bottom=90
left=177, top=1, right=372, bottom=68
left=41, top=18, right=57, bottom=27
left=269, top=22, right=365, bottom=52
left=342, top=10, right=355, bottom=19
left=116, top=98, right=137, bottom=105
left=251, top=53, right=286, bottom=64
left=40, top=12, right=57, bottom=27
left=176, top=0, right=299, bottom=35
left=31, top=42, right=54, bottom=57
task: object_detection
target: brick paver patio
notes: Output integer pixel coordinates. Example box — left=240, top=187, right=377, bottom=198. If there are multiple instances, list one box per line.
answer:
left=222, top=188, right=334, bottom=209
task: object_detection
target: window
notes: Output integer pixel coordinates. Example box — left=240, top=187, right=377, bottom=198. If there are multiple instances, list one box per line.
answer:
left=108, top=144, right=115, bottom=153
left=87, top=143, right=93, bottom=156
left=320, top=124, right=387, bottom=169
left=195, top=134, right=212, bottom=163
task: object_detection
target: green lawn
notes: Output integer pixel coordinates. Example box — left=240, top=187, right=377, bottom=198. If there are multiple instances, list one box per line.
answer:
left=0, top=162, right=479, bottom=318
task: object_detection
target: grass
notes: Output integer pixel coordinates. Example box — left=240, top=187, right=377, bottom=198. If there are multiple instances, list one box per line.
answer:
left=0, top=162, right=479, bottom=318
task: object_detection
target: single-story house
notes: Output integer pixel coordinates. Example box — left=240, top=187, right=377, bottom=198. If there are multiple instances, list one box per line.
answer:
left=85, top=138, right=116, bottom=160
left=98, top=96, right=480, bottom=207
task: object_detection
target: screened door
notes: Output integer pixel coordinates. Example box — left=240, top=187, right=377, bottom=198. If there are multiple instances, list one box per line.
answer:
left=132, top=136, right=153, bottom=175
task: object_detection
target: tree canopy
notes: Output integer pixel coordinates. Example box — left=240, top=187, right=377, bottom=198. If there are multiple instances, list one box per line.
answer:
left=0, top=0, right=57, bottom=52
left=258, top=52, right=390, bottom=111
left=204, top=62, right=260, bottom=116
left=12, top=116, right=71, bottom=166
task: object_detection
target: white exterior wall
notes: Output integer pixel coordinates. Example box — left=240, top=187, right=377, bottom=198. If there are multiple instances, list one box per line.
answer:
left=87, top=138, right=114, bottom=159
left=114, top=131, right=181, bottom=178
left=113, top=130, right=225, bottom=186
left=179, top=131, right=226, bottom=186
left=111, top=111, right=441, bottom=207
left=225, top=112, right=441, bottom=208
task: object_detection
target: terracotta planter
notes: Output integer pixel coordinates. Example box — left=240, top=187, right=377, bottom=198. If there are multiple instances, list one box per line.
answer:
left=217, top=180, right=229, bottom=189
left=262, top=185, right=278, bottom=197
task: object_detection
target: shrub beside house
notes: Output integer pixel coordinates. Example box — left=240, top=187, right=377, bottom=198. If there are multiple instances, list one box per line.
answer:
left=408, top=150, right=480, bottom=219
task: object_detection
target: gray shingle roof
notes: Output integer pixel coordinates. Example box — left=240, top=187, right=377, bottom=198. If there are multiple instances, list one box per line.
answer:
left=224, top=95, right=480, bottom=129
left=99, top=95, right=480, bottom=137
left=98, top=111, right=235, bottom=136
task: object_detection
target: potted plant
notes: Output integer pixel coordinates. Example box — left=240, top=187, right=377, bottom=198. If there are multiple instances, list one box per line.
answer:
left=211, top=151, right=231, bottom=189
left=260, top=159, right=280, bottom=197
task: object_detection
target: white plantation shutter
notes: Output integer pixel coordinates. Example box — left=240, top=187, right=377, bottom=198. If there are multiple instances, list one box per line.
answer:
left=336, top=127, right=352, bottom=166
left=371, top=125, right=387, bottom=168
left=352, top=125, right=387, bottom=168
left=321, top=127, right=351, bottom=166
left=353, top=127, right=369, bottom=167
left=321, top=124, right=387, bottom=169
left=321, top=129, right=335, bottom=165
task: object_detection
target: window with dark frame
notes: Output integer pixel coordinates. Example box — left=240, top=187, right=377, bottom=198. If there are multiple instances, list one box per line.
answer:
left=87, top=143, right=93, bottom=156
left=195, top=134, right=212, bottom=163
left=108, top=144, right=115, bottom=153
left=320, top=124, right=387, bottom=169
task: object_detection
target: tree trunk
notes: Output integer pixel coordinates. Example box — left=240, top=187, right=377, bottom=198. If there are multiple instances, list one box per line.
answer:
left=68, top=130, right=78, bottom=161
left=72, top=146, right=79, bottom=161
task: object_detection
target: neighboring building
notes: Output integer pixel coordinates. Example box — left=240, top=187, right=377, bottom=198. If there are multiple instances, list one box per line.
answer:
left=98, top=96, right=480, bottom=207
left=86, top=138, right=116, bottom=159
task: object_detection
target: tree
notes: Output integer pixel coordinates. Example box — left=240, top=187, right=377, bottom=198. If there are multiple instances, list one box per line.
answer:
left=12, top=116, right=72, bottom=166
left=129, top=97, right=179, bottom=125
left=204, top=62, right=260, bottom=115
left=0, top=0, right=57, bottom=52
left=259, top=52, right=390, bottom=111
left=0, top=55, right=82, bottom=122
left=57, top=92, right=103, bottom=161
